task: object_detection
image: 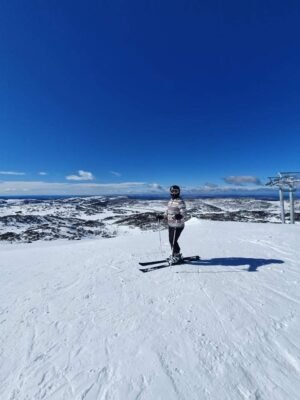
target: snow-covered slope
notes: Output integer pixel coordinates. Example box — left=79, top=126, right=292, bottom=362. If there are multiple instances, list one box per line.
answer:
left=0, top=220, right=299, bottom=400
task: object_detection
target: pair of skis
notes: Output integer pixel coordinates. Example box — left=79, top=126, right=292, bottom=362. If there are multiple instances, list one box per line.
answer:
left=139, top=255, right=200, bottom=273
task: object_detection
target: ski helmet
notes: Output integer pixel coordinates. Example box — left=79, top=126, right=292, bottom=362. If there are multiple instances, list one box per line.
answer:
left=170, top=185, right=180, bottom=198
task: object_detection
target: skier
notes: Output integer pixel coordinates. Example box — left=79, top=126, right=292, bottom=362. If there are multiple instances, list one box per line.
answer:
left=157, top=185, right=187, bottom=264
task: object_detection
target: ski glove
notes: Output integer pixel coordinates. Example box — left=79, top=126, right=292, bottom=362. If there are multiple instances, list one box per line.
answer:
left=174, top=213, right=183, bottom=220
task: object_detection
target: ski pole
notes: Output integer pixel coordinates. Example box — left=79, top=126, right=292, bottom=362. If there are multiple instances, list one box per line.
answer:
left=158, top=219, right=163, bottom=256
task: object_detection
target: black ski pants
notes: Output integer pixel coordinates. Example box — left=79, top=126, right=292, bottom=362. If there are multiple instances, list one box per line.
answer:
left=168, top=226, right=184, bottom=254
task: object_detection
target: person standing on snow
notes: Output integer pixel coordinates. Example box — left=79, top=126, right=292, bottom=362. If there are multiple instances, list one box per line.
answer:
left=157, top=185, right=187, bottom=264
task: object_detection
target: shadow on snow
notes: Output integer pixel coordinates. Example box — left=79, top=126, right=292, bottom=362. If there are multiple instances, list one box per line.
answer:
left=184, top=257, right=284, bottom=273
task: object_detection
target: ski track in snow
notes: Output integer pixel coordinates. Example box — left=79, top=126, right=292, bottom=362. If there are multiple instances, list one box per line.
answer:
left=0, top=220, right=300, bottom=400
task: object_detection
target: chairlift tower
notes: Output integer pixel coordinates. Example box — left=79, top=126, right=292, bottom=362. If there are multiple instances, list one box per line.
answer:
left=266, top=172, right=300, bottom=224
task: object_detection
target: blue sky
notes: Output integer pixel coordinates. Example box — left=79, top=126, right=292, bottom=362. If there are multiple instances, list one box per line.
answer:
left=1, top=0, right=300, bottom=195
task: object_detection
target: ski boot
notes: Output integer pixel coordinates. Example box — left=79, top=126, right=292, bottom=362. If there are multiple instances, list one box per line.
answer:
left=168, top=253, right=183, bottom=265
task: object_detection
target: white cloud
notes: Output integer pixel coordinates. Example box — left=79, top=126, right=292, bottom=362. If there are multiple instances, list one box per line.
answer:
left=0, top=180, right=281, bottom=196
left=0, top=171, right=26, bottom=176
left=66, top=170, right=94, bottom=181
left=110, top=171, right=121, bottom=177
left=147, top=183, right=165, bottom=191
left=39, top=172, right=48, bottom=176
left=224, top=176, right=262, bottom=185
left=0, top=180, right=148, bottom=195
left=203, top=182, right=219, bottom=188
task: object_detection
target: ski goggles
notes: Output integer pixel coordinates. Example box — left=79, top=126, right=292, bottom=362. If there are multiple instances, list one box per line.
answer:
left=170, top=189, right=180, bottom=194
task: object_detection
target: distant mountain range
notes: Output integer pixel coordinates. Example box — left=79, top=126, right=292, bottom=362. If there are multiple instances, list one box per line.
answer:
left=0, top=196, right=299, bottom=243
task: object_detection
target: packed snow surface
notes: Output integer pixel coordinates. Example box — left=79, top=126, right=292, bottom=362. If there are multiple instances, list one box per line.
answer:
left=0, top=219, right=300, bottom=400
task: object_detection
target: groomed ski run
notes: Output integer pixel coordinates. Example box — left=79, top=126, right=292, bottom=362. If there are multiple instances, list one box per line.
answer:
left=0, top=219, right=300, bottom=400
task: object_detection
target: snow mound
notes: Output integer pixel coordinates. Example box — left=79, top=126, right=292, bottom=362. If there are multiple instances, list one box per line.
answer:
left=186, top=216, right=201, bottom=225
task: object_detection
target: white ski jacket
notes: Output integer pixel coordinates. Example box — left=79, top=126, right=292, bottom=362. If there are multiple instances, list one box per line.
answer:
left=165, top=197, right=186, bottom=228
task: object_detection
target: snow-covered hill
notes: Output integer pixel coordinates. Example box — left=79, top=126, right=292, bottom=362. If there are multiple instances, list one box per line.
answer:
left=0, top=219, right=299, bottom=399
left=1, top=196, right=299, bottom=243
